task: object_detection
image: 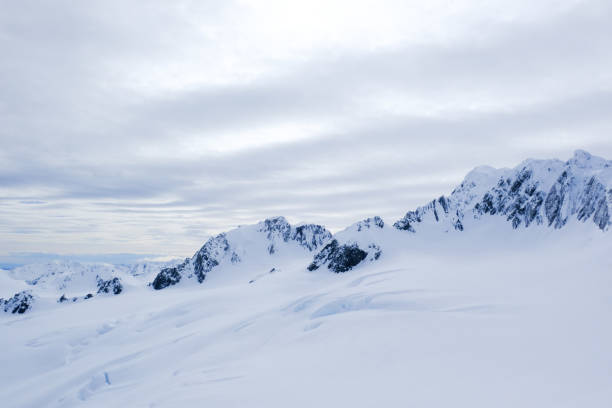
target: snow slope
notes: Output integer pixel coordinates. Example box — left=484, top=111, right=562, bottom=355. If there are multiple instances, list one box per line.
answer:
left=1, top=222, right=611, bottom=407
left=1, top=150, right=611, bottom=406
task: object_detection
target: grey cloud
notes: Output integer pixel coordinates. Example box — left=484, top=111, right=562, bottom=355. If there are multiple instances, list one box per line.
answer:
left=125, top=1, right=612, bottom=138
left=7, top=88, right=611, bottom=194
left=1, top=0, right=612, bottom=256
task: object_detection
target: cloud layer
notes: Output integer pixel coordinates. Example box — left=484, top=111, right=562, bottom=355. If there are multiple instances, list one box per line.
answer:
left=1, top=0, right=611, bottom=256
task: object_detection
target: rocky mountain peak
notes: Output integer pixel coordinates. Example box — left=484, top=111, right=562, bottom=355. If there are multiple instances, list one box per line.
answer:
left=258, top=216, right=292, bottom=241
left=7, top=150, right=610, bottom=312
left=395, top=150, right=612, bottom=233
left=151, top=217, right=332, bottom=290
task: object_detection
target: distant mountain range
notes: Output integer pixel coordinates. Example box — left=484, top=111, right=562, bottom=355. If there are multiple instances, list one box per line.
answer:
left=2, top=150, right=610, bottom=315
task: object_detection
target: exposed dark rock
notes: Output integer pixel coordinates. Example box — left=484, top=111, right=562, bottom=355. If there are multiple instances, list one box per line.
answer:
left=394, top=196, right=458, bottom=232
left=473, top=167, right=546, bottom=229
left=577, top=177, right=610, bottom=230
left=190, top=233, right=236, bottom=283
left=542, top=168, right=610, bottom=230
left=356, top=216, right=385, bottom=231
left=397, top=152, right=611, bottom=233
left=593, top=195, right=610, bottom=230
left=152, top=219, right=330, bottom=290
left=84, top=293, right=93, bottom=299
left=475, top=193, right=495, bottom=215
left=152, top=265, right=183, bottom=290
left=327, top=246, right=368, bottom=273
left=393, top=211, right=420, bottom=232
left=545, top=170, right=570, bottom=228
left=2, top=291, right=34, bottom=314
left=308, top=239, right=369, bottom=273
left=510, top=168, right=531, bottom=193
left=193, top=251, right=219, bottom=283
left=259, top=217, right=292, bottom=242
left=291, top=224, right=332, bottom=251
left=96, top=276, right=123, bottom=295
left=150, top=233, right=236, bottom=290
left=438, top=196, right=449, bottom=213
left=58, top=294, right=68, bottom=303
left=522, top=192, right=545, bottom=227
left=454, top=219, right=464, bottom=231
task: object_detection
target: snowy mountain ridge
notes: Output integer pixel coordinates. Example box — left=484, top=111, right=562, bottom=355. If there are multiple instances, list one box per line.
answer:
left=0, top=260, right=175, bottom=314
left=2, top=150, right=611, bottom=315
left=3, top=151, right=612, bottom=408
left=394, top=149, right=611, bottom=233
left=151, top=217, right=332, bottom=290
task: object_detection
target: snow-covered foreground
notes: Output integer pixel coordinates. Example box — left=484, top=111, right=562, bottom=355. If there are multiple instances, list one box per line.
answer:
left=2, top=222, right=611, bottom=407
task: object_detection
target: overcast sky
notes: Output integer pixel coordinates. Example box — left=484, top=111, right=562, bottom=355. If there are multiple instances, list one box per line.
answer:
left=1, top=0, right=611, bottom=259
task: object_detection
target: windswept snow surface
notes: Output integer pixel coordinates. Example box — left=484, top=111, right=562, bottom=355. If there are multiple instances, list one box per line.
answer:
left=2, top=220, right=612, bottom=407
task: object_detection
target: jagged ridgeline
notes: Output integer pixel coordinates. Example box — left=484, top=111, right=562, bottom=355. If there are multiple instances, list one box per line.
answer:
left=151, top=218, right=333, bottom=290
left=150, top=150, right=611, bottom=291
left=4, top=150, right=611, bottom=312
left=394, top=150, right=611, bottom=233
left=307, top=217, right=384, bottom=273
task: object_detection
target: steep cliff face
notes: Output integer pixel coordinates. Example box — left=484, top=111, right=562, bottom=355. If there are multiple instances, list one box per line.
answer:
left=394, top=196, right=464, bottom=232
left=543, top=169, right=611, bottom=230
left=394, top=150, right=612, bottom=233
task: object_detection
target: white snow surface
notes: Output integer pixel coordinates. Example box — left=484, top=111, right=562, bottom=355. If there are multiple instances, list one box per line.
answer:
left=1, top=220, right=612, bottom=407
left=2, top=150, right=612, bottom=406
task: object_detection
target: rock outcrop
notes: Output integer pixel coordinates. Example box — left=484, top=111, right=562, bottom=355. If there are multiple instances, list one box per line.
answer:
left=96, top=276, right=123, bottom=295
left=307, top=240, right=368, bottom=273
left=1, top=291, right=34, bottom=314
left=308, top=217, right=385, bottom=273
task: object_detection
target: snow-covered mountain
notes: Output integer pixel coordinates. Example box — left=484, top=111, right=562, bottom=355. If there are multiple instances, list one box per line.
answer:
left=2, top=150, right=612, bottom=407
left=151, top=217, right=331, bottom=290
left=307, top=217, right=385, bottom=273
left=0, top=260, right=174, bottom=314
left=2, top=150, right=611, bottom=316
left=394, top=149, right=611, bottom=233
left=309, top=150, right=611, bottom=275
